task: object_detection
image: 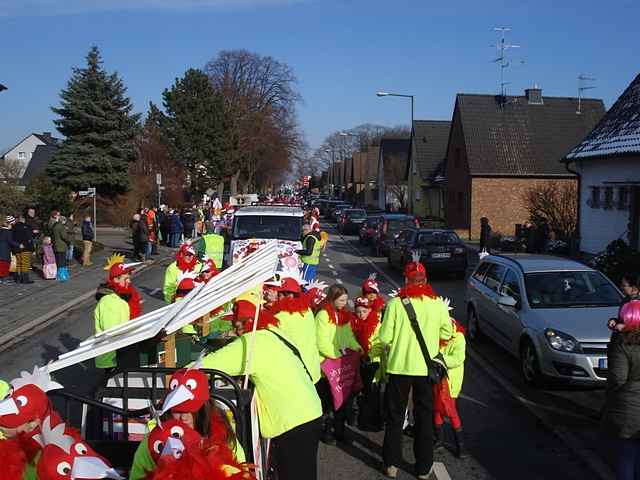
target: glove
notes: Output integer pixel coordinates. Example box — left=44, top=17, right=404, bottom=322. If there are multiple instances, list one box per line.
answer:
left=388, top=289, right=399, bottom=298
left=437, top=296, right=453, bottom=312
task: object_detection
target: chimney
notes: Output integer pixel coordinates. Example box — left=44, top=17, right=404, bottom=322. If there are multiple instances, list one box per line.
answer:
left=525, top=84, right=543, bottom=105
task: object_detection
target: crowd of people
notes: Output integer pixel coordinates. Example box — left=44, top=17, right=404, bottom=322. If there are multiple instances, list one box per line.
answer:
left=0, top=208, right=95, bottom=285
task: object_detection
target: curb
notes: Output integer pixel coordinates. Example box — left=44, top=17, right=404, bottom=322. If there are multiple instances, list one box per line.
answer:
left=0, top=255, right=173, bottom=355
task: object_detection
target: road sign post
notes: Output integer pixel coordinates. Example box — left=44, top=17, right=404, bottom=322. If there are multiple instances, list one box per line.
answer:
left=156, top=173, right=162, bottom=208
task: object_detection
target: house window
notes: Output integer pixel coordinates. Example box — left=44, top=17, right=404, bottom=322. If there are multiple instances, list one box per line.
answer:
left=18, top=152, right=26, bottom=160
left=618, top=187, right=630, bottom=210
left=588, top=186, right=601, bottom=208
left=603, top=187, right=614, bottom=209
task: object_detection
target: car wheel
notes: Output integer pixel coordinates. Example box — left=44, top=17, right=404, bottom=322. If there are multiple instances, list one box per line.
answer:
left=520, top=340, right=544, bottom=387
left=467, top=307, right=482, bottom=343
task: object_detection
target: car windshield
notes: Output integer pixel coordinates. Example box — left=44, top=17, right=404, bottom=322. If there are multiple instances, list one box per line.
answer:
left=345, top=209, right=366, bottom=219
left=417, top=232, right=459, bottom=245
left=387, top=219, right=415, bottom=233
left=232, top=215, right=303, bottom=241
left=524, top=271, right=622, bottom=308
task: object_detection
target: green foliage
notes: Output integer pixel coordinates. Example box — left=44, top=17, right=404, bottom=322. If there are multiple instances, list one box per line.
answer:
left=47, top=46, right=141, bottom=196
left=161, top=68, right=239, bottom=195
left=592, top=239, right=640, bottom=285
left=24, top=174, right=74, bottom=222
left=0, top=184, right=29, bottom=216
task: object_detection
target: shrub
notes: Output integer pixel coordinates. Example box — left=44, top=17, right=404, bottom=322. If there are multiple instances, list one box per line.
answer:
left=591, top=239, right=640, bottom=285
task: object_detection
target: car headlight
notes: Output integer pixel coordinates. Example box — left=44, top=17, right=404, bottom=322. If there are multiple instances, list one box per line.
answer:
left=544, top=329, right=582, bottom=353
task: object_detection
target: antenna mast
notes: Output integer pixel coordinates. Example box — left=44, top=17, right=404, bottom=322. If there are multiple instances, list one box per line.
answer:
left=492, top=27, right=520, bottom=98
left=577, top=74, right=596, bottom=114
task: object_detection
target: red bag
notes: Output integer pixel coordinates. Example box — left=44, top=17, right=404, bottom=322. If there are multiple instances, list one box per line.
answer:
left=320, top=350, right=363, bottom=410
left=433, top=379, right=456, bottom=418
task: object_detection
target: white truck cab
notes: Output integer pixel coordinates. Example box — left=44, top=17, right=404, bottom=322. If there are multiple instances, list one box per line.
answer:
left=228, top=205, right=305, bottom=270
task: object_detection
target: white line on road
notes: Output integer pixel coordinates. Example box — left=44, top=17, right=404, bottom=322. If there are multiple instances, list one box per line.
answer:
left=327, top=263, right=335, bottom=270
left=332, top=270, right=339, bottom=276
left=336, top=278, right=343, bottom=284
left=150, top=288, right=161, bottom=295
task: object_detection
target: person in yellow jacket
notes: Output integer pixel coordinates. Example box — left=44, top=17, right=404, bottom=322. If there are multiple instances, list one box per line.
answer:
left=94, top=255, right=143, bottom=369
left=200, top=231, right=225, bottom=269
left=200, top=300, right=323, bottom=480
left=269, top=276, right=322, bottom=384
left=379, top=253, right=453, bottom=480
left=296, top=223, right=322, bottom=283
left=163, top=243, right=202, bottom=303
left=315, top=284, right=362, bottom=444
left=433, top=314, right=467, bottom=458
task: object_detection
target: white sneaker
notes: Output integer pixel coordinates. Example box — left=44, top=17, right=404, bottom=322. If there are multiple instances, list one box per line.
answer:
left=384, top=466, right=398, bottom=478
left=417, top=466, right=435, bottom=480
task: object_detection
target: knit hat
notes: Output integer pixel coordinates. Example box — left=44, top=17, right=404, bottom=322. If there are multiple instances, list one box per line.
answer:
left=354, top=296, right=372, bottom=309
left=361, top=273, right=380, bottom=294
left=404, top=251, right=426, bottom=281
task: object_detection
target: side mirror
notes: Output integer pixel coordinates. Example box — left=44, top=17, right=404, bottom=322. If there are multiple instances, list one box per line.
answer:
left=497, top=295, right=518, bottom=308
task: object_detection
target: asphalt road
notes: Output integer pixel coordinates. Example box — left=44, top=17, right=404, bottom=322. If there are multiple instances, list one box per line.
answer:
left=0, top=226, right=610, bottom=480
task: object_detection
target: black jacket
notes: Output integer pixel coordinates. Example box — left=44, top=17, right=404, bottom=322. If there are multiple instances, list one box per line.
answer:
left=11, top=222, right=34, bottom=252
left=131, top=220, right=149, bottom=243
left=602, top=331, right=640, bottom=439
left=0, top=228, right=19, bottom=262
left=296, top=232, right=321, bottom=256
left=82, top=220, right=94, bottom=241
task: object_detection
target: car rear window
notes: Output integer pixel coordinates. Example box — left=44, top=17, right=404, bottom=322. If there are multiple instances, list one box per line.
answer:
left=417, top=232, right=460, bottom=245
left=345, top=209, right=366, bottom=219
left=387, top=219, right=416, bottom=233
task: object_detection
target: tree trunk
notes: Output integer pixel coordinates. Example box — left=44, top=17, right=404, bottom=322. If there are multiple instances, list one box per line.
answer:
left=230, top=171, right=241, bottom=196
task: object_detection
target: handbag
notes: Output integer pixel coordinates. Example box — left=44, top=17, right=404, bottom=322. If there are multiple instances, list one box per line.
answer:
left=400, top=297, right=448, bottom=384
left=42, top=263, right=57, bottom=280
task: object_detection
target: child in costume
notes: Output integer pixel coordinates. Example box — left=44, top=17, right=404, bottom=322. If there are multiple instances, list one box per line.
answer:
left=433, top=313, right=467, bottom=458
left=361, top=273, right=386, bottom=313
left=163, top=243, right=202, bottom=303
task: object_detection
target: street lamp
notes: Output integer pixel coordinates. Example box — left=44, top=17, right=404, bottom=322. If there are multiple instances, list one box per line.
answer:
left=376, top=91, right=414, bottom=126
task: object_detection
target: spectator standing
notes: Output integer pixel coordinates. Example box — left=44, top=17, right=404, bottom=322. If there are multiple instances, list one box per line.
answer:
left=25, top=207, right=42, bottom=256
left=168, top=210, right=183, bottom=248
left=0, top=217, right=19, bottom=284
left=602, top=300, right=640, bottom=480
left=65, top=214, right=77, bottom=263
left=534, top=218, right=550, bottom=253
left=11, top=215, right=35, bottom=284
left=157, top=206, right=168, bottom=246
left=50, top=214, right=70, bottom=279
left=81, top=215, right=95, bottom=267
left=181, top=208, right=195, bottom=240
left=479, top=217, right=492, bottom=252
left=146, top=208, right=158, bottom=255
left=130, top=213, right=148, bottom=261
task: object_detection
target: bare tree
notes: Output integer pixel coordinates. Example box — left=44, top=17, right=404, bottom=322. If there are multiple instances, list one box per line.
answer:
left=522, top=181, right=578, bottom=241
left=205, top=50, right=302, bottom=192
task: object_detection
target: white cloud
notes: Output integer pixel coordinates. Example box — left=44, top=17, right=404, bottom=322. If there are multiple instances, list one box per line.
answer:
left=0, top=0, right=305, bottom=17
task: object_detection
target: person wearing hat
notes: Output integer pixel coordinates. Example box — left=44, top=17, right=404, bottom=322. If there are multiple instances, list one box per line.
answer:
left=379, top=252, right=452, bottom=479
left=200, top=300, right=323, bottom=480
left=94, top=254, right=143, bottom=369
left=361, top=273, right=385, bottom=313
left=11, top=215, right=35, bottom=284
left=0, top=216, right=19, bottom=284
left=128, top=367, right=245, bottom=480
left=296, top=223, right=322, bottom=283
left=163, top=243, right=202, bottom=304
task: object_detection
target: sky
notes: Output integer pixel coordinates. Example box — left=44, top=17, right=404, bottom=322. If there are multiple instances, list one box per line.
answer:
left=0, top=0, right=638, bottom=154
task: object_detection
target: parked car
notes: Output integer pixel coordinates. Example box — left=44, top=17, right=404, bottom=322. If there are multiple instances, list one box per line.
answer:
left=359, top=216, right=383, bottom=245
left=419, top=216, right=447, bottom=229
left=387, top=228, right=467, bottom=278
left=319, top=200, right=343, bottom=217
left=331, top=204, right=352, bottom=222
left=338, top=208, right=367, bottom=235
left=465, top=254, right=623, bottom=386
left=370, top=214, right=420, bottom=256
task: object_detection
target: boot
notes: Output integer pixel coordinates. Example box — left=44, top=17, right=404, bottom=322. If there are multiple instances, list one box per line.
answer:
left=433, top=426, right=445, bottom=452
left=321, top=415, right=336, bottom=445
left=16, top=273, right=23, bottom=284
left=334, top=418, right=348, bottom=444
left=454, top=429, right=468, bottom=459
left=22, top=272, right=34, bottom=284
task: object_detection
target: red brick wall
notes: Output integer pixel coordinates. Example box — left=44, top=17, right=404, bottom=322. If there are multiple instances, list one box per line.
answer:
left=469, top=177, right=577, bottom=240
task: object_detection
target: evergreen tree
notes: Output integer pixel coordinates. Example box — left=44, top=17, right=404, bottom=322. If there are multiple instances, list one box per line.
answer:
left=161, top=69, right=239, bottom=195
left=47, top=46, right=141, bottom=196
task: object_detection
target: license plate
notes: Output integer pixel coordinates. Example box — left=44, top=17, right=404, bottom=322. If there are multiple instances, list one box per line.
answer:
left=432, top=253, right=451, bottom=259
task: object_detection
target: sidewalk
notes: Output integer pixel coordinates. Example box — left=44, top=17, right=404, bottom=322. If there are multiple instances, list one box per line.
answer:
left=0, top=231, right=174, bottom=344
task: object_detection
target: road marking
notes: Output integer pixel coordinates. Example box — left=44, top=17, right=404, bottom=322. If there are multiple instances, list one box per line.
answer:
left=327, top=263, right=335, bottom=270
left=150, top=288, right=161, bottom=295
left=333, top=229, right=612, bottom=480
left=336, top=278, right=343, bottom=284
left=332, top=270, right=339, bottom=276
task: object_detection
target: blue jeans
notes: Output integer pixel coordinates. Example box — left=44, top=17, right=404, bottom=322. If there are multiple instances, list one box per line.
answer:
left=66, top=243, right=74, bottom=262
left=301, top=263, right=317, bottom=283
left=169, top=233, right=181, bottom=248
left=614, top=438, right=640, bottom=480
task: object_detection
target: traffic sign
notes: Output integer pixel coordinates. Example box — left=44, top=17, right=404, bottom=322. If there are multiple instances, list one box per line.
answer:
left=156, top=173, right=162, bottom=185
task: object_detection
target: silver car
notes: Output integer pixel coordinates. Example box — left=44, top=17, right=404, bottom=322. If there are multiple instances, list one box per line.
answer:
left=465, top=254, right=623, bottom=386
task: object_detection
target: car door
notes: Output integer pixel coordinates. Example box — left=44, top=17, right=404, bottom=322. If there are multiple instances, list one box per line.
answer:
left=495, top=268, right=524, bottom=356
left=477, top=262, right=509, bottom=347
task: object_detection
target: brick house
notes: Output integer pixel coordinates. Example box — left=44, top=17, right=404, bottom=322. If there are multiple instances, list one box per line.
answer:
left=408, top=120, right=451, bottom=218
left=563, top=73, right=640, bottom=255
left=377, top=137, right=410, bottom=211
left=444, top=88, right=605, bottom=240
